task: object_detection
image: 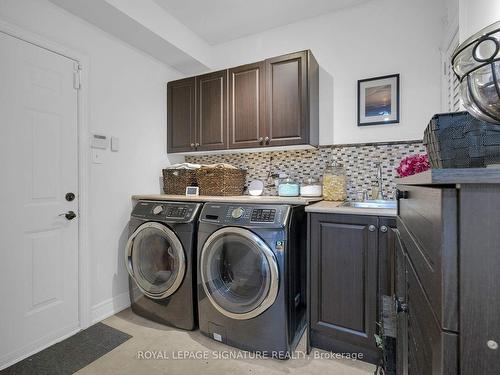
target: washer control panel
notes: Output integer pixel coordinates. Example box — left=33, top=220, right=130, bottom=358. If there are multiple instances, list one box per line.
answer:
left=165, top=205, right=188, bottom=218
left=250, top=208, right=276, bottom=223
left=131, top=201, right=201, bottom=222
left=200, top=203, right=290, bottom=227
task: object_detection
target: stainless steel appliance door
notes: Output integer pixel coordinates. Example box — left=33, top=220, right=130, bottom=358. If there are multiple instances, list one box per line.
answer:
left=126, top=222, right=186, bottom=300
left=200, top=227, right=279, bottom=320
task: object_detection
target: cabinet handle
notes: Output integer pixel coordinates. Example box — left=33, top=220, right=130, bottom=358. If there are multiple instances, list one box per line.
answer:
left=396, top=189, right=409, bottom=200
left=195, top=143, right=200, bottom=147
left=190, top=143, right=195, bottom=148
left=368, top=225, right=377, bottom=232
left=264, top=136, right=270, bottom=145
left=380, top=225, right=388, bottom=233
left=259, top=137, right=264, bottom=145
left=395, top=296, right=408, bottom=313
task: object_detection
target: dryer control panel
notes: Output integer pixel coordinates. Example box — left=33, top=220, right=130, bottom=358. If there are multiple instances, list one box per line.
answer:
left=200, top=203, right=290, bottom=227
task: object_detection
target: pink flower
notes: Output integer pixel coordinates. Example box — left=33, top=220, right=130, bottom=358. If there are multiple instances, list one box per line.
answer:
left=396, top=154, right=430, bottom=177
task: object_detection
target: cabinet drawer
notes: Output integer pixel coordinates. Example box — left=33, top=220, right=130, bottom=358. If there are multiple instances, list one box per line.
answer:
left=406, top=258, right=458, bottom=375
left=397, top=185, right=458, bottom=332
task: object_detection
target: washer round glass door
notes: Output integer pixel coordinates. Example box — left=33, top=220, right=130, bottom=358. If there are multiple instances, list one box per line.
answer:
left=125, top=222, right=185, bottom=300
left=200, top=227, right=279, bottom=320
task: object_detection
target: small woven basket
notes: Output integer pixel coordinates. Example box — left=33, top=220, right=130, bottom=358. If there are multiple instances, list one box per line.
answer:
left=162, top=169, right=197, bottom=195
left=423, top=111, right=500, bottom=168
left=196, top=167, right=247, bottom=196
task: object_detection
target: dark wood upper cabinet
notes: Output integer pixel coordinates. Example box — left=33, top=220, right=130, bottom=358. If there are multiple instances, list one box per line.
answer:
left=167, top=50, right=319, bottom=153
left=196, top=70, right=228, bottom=151
left=228, top=61, right=266, bottom=149
left=266, top=51, right=311, bottom=147
left=167, top=77, right=195, bottom=153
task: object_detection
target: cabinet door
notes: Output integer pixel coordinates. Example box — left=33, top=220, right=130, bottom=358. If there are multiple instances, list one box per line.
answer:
left=310, top=214, right=379, bottom=357
left=196, top=70, right=228, bottom=151
left=228, top=61, right=266, bottom=149
left=167, top=77, right=195, bottom=153
left=266, top=51, right=308, bottom=146
left=395, top=231, right=408, bottom=375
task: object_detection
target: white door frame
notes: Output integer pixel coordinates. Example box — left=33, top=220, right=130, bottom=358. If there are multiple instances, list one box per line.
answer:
left=0, top=20, right=91, bottom=331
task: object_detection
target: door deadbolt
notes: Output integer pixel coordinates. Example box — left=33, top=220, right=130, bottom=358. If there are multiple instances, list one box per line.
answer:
left=66, top=192, right=75, bottom=201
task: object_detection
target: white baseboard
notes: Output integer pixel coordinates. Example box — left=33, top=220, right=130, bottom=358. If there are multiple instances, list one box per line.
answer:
left=91, top=291, right=130, bottom=324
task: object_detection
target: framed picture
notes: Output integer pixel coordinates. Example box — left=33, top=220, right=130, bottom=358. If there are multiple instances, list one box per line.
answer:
left=358, top=74, right=400, bottom=126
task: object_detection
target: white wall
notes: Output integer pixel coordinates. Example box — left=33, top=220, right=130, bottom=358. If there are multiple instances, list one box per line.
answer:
left=0, top=0, right=182, bottom=322
left=459, top=0, right=500, bottom=42
left=211, top=0, right=445, bottom=145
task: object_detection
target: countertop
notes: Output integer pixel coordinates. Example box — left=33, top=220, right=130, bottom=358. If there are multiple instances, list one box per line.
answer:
left=131, top=194, right=322, bottom=206
left=395, top=168, right=500, bottom=186
left=305, top=200, right=397, bottom=217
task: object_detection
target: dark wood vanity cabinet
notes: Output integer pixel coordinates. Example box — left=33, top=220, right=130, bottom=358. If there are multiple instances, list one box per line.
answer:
left=308, top=213, right=396, bottom=364
left=394, top=172, right=500, bottom=375
left=167, top=50, right=319, bottom=153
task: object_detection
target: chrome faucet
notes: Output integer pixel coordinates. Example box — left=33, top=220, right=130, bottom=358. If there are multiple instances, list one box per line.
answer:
left=375, top=162, right=385, bottom=200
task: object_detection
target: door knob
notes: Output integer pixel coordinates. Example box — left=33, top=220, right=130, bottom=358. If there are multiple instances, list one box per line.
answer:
left=195, top=143, right=200, bottom=147
left=59, top=211, right=77, bottom=220
left=190, top=143, right=195, bottom=148
left=264, top=136, right=270, bottom=145
left=368, top=225, right=377, bottom=232
left=259, top=137, right=264, bottom=145
left=380, top=225, right=388, bottom=233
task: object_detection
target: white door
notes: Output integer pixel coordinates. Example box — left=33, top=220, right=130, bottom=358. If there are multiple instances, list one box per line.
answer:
left=0, top=32, right=79, bottom=369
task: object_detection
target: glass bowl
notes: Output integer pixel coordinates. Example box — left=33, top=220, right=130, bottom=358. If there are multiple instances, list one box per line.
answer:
left=452, top=21, right=500, bottom=124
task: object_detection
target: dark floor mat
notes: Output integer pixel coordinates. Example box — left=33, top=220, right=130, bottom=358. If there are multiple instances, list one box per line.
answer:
left=1, top=322, right=132, bottom=375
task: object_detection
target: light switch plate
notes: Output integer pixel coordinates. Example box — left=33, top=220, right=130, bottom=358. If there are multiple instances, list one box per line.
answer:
left=92, top=149, right=104, bottom=164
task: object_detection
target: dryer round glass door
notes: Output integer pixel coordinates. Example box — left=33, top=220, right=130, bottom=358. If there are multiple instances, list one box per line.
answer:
left=125, top=222, right=186, bottom=300
left=200, top=227, right=279, bottom=320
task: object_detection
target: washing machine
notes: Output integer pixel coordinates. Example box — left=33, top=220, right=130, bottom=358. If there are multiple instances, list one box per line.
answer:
left=197, top=203, right=307, bottom=357
left=126, top=200, right=202, bottom=330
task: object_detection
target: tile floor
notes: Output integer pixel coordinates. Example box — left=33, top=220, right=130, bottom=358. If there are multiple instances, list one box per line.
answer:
left=75, top=308, right=375, bottom=375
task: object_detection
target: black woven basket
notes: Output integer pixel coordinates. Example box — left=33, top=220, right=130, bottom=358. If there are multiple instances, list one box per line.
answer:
left=423, top=111, right=500, bottom=168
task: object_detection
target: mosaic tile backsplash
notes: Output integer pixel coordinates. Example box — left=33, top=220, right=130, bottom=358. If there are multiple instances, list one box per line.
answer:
left=185, top=142, right=427, bottom=201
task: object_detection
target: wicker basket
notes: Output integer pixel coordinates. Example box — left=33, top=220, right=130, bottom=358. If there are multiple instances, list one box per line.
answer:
left=162, top=169, right=197, bottom=195
left=196, top=167, right=247, bottom=196
left=423, top=111, right=500, bottom=168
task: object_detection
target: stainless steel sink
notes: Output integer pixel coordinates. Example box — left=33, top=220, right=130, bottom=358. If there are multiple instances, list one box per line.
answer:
left=341, top=200, right=397, bottom=209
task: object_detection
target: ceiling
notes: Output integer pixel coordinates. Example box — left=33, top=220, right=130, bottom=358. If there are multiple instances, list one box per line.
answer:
left=153, top=0, right=372, bottom=45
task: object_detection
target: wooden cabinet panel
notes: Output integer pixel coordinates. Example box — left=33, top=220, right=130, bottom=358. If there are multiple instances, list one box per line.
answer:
left=229, top=61, right=266, bottom=149
left=398, top=185, right=458, bottom=332
left=167, top=50, right=319, bottom=153
left=395, top=231, right=408, bottom=375
left=196, top=70, right=228, bottom=151
left=396, top=230, right=458, bottom=375
left=310, top=214, right=379, bottom=362
left=266, top=51, right=308, bottom=146
left=167, top=77, right=195, bottom=153
left=406, top=255, right=458, bottom=375
left=459, top=185, right=500, bottom=375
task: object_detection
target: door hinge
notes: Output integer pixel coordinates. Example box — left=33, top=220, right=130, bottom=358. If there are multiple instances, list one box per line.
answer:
left=73, top=63, right=81, bottom=90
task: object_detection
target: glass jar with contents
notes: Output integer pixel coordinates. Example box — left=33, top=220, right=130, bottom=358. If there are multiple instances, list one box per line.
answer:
left=300, top=177, right=323, bottom=197
left=323, top=158, right=347, bottom=201
left=278, top=178, right=300, bottom=197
